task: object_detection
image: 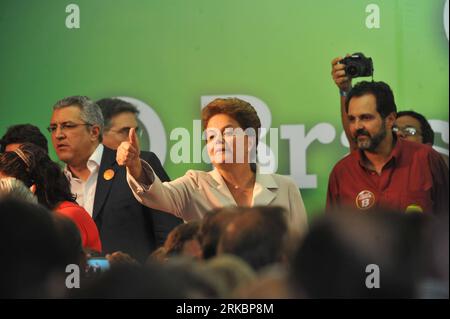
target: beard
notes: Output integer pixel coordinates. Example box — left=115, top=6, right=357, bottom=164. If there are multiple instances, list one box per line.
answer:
left=353, top=122, right=387, bottom=152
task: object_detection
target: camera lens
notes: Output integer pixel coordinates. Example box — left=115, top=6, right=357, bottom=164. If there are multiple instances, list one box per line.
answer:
left=346, top=65, right=358, bottom=77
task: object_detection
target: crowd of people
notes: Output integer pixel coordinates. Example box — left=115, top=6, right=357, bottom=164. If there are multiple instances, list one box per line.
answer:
left=0, top=56, right=448, bottom=298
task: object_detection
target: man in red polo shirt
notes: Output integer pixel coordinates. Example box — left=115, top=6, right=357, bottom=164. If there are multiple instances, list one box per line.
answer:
left=326, top=81, right=448, bottom=215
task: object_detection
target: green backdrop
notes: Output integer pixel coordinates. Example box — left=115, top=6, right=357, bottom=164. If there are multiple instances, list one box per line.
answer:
left=0, top=0, right=448, bottom=220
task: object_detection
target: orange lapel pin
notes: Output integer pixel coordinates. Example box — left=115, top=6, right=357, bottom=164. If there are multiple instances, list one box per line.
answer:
left=103, top=169, right=115, bottom=181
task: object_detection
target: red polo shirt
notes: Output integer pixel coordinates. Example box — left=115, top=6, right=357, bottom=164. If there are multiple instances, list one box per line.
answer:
left=326, top=138, right=449, bottom=214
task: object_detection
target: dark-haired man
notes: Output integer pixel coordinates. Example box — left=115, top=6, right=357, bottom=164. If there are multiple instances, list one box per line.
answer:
left=393, top=110, right=449, bottom=167
left=394, top=111, right=434, bottom=145
left=96, top=98, right=140, bottom=150
left=0, top=124, right=48, bottom=153
left=331, top=56, right=449, bottom=166
left=326, top=81, right=448, bottom=215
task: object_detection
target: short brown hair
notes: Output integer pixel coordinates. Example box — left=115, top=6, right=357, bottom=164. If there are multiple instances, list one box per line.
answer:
left=164, top=221, right=201, bottom=257
left=202, top=98, right=261, bottom=141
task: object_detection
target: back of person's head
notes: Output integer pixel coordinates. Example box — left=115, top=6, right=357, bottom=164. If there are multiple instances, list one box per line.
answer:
left=106, top=251, right=140, bottom=270
left=0, top=177, right=38, bottom=204
left=217, top=206, right=289, bottom=271
left=204, top=254, right=256, bottom=297
left=53, top=96, right=104, bottom=142
left=346, top=81, right=397, bottom=118
left=420, top=213, right=449, bottom=298
left=72, top=264, right=187, bottom=299
left=0, top=124, right=48, bottom=153
left=147, top=246, right=168, bottom=263
left=53, top=213, right=84, bottom=267
left=0, top=199, right=66, bottom=298
left=163, top=257, right=224, bottom=298
left=0, top=142, right=75, bottom=209
left=96, top=98, right=139, bottom=130
left=234, top=264, right=292, bottom=299
left=397, top=110, right=435, bottom=145
left=164, top=221, right=201, bottom=259
left=290, top=210, right=427, bottom=298
left=199, top=208, right=240, bottom=259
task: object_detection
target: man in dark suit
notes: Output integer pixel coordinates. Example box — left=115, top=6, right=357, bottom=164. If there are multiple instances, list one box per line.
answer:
left=49, top=96, right=181, bottom=262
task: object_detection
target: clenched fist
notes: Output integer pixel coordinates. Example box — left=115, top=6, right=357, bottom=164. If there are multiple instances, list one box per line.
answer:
left=116, top=127, right=143, bottom=179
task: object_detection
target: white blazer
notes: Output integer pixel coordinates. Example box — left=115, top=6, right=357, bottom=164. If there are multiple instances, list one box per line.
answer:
left=127, top=160, right=308, bottom=235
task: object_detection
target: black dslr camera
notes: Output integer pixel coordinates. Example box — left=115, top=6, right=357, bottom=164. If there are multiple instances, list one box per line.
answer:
left=340, top=52, right=373, bottom=78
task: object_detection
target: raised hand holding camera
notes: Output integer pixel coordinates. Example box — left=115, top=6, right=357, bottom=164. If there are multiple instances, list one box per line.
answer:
left=332, top=55, right=352, bottom=92
left=339, top=52, right=373, bottom=78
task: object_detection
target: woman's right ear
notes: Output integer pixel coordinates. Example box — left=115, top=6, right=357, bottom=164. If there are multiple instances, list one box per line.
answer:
left=29, top=184, right=37, bottom=194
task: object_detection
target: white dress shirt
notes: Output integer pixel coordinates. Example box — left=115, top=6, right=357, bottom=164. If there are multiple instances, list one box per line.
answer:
left=64, top=144, right=104, bottom=217
left=127, top=160, right=308, bottom=236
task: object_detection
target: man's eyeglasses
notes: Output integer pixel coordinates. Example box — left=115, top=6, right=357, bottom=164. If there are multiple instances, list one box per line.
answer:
left=392, top=126, right=421, bottom=137
left=47, top=122, right=92, bottom=134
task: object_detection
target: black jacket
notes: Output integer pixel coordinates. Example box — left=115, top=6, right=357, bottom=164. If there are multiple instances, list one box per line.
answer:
left=92, top=146, right=182, bottom=262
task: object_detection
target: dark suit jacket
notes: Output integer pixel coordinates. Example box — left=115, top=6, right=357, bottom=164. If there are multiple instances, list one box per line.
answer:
left=92, top=146, right=182, bottom=262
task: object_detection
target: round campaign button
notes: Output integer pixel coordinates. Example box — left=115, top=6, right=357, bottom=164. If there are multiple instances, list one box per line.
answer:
left=355, top=190, right=376, bottom=210
left=103, top=169, right=115, bottom=181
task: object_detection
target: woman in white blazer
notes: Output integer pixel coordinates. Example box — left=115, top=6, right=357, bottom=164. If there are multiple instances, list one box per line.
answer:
left=117, top=98, right=308, bottom=236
